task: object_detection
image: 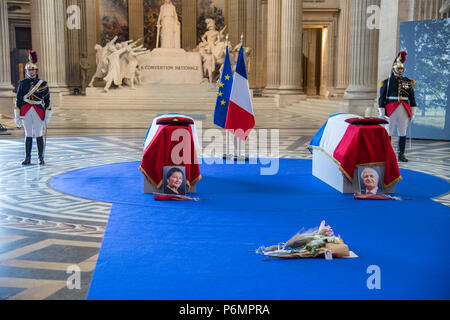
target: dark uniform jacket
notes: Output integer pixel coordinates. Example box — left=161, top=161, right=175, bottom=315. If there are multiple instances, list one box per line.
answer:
left=16, top=77, right=50, bottom=113
left=378, top=74, right=416, bottom=117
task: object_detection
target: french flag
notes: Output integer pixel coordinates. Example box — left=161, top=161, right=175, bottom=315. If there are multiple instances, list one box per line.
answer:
left=225, top=46, right=255, bottom=141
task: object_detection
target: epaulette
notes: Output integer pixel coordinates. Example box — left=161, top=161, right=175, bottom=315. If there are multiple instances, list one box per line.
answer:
left=380, top=79, right=386, bottom=88
left=411, top=79, right=415, bottom=86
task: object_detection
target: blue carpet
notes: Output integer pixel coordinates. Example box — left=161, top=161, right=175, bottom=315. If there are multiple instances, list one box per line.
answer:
left=50, top=159, right=450, bottom=300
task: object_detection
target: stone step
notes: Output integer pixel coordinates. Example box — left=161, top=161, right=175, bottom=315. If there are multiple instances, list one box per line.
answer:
left=284, top=100, right=339, bottom=120
left=59, top=96, right=277, bottom=110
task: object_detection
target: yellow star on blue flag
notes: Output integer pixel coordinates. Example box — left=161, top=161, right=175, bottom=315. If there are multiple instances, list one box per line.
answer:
left=213, top=46, right=234, bottom=128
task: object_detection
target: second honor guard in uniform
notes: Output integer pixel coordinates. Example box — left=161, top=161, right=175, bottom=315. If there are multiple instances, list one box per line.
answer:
left=14, top=51, right=52, bottom=165
left=378, top=51, right=417, bottom=162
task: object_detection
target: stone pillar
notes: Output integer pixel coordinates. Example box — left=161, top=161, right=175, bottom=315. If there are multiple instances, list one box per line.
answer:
left=66, top=0, right=91, bottom=90
left=265, top=0, right=282, bottom=93
left=182, top=0, right=197, bottom=50
left=255, top=0, right=268, bottom=92
left=339, top=0, right=380, bottom=116
left=246, top=0, right=258, bottom=88
left=85, top=0, right=97, bottom=85
left=335, top=0, right=351, bottom=96
left=0, top=0, right=15, bottom=116
left=55, top=0, right=68, bottom=91
left=228, top=0, right=246, bottom=50
left=129, top=0, right=144, bottom=42
left=31, top=0, right=69, bottom=100
left=277, top=0, right=305, bottom=103
left=377, top=0, right=399, bottom=95
left=66, top=0, right=81, bottom=89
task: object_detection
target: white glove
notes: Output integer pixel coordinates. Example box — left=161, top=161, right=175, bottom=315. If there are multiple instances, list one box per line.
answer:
left=14, top=108, right=22, bottom=128
left=45, top=109, right=52, bottom=126
left=378, top=108, right=387, bottom=120
left=410, top=106, right=417, bottom=122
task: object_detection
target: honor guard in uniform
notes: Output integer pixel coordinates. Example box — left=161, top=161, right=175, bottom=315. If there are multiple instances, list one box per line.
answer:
left=14, top=51, right=52, bottom=165
left=378, top=51, right=417, bottom=162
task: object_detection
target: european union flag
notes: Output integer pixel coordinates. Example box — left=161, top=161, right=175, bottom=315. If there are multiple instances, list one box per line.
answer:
left=213, top=46, right=234, bottom=128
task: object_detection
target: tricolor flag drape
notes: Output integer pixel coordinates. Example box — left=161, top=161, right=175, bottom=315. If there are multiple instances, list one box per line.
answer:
left=213, top=46, right=233, bottom=128
left=224, top=46, right=255, bottom=141
left=308, top=114, right=401, bottom=189
left=139, top=113, right=202, bottom=190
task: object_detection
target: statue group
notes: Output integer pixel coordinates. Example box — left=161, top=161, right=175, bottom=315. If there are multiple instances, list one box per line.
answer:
left=88, top=0, right=251, bottom=91
left=194, top=18, right=252, bottom=84
left=88, top=36, right=150, bottom=92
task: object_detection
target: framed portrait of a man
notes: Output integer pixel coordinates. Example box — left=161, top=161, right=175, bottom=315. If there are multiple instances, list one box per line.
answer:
left=357, top=166, right=384, bottom=195
left=163, top=166, right=186, bottom=196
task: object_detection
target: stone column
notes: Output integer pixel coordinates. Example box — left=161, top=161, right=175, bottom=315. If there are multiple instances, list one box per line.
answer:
left=55, top=0, right=68, bottom=91
left=335, top=0, right=351, bottom=96
left=0, top=0, right=15, bottom=116
left=265, top=0, right=282, bottom=93
left=129, top=0, right=144, bottom=42
left=246, top=0, right=257, bottom=88
left=255, top=0, right=268, bottom=92
left=339, top=0, right=380, bottom=116
left=31, top=0, right=69, bottom=99
left=377, top=0, right=399, bottom=94
left=85, top=0, right=97, bottom=84
left=228, top=0, right=246, bottom=47
left=66, top=0, right=81, bottom=89
left=66, top=0, right=91, bottom=90
left=182, top=0, right=197, bottom=50
left=0, top=0, right=13, bottom=93
left=278, top=0, right=305, bottom=101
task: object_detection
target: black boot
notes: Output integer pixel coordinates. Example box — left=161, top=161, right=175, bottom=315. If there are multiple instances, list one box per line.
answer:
left=37, top=136, right=45, bottom=165
left=22, top=137, right=32, bottom=165
left=398, top=136, right=408, bottom=162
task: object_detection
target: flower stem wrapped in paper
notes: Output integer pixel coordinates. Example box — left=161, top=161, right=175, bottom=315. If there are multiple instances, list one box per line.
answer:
left=256, top=221, right=350, bottom=259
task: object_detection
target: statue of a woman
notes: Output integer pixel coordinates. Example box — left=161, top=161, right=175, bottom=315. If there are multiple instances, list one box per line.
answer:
left=156, top=0, right=181, bottom=49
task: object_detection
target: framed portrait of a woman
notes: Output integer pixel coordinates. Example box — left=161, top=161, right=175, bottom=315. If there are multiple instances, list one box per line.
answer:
left=163, top=166, right=186, bottom=195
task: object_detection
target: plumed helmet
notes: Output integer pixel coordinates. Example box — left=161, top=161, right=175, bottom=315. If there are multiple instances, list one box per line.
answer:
left=25, top=50, right=38, bottom=71
left=392, top=51, right=407, bottom=72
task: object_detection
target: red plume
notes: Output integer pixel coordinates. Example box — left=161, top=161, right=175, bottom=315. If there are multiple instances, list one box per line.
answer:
left=398, top=51, right=407, bottom=63
left=29, top=50, right=38, bottom=64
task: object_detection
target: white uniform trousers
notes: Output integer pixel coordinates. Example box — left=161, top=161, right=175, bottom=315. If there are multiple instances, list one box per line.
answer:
left=23, top=107, right=44, bottom=138
left=387, top=105, right=409, bottom=137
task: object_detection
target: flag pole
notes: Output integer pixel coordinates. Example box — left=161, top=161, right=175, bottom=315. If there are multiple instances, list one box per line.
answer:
left=236, top=33, right=249, bottom=162
left=223, top=34, right=232, bottom=160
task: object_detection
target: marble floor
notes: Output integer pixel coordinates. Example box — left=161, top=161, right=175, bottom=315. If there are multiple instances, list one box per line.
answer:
left=0, top=94, right=448, bottom=300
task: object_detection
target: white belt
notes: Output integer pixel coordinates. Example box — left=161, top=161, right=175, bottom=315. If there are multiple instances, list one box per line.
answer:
left=387, top=96, right=409, bottom=101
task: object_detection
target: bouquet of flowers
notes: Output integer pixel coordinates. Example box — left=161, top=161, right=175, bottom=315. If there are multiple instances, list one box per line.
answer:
left=256, top=221, right=350, bottom=259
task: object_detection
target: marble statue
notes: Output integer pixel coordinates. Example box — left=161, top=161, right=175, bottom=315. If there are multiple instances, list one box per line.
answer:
left=156, top=0, right=181, bottom=49
left=196, top=19, right=228, bottom=83
left=122, top=44, right=150, bottom=89
left=88, top=38, right=149, bottom=92
left=88, top=36, right=118, bottom=87
left=103, top=43, right=129, bottom=92
left=231, top=43, right=252, bottom=74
